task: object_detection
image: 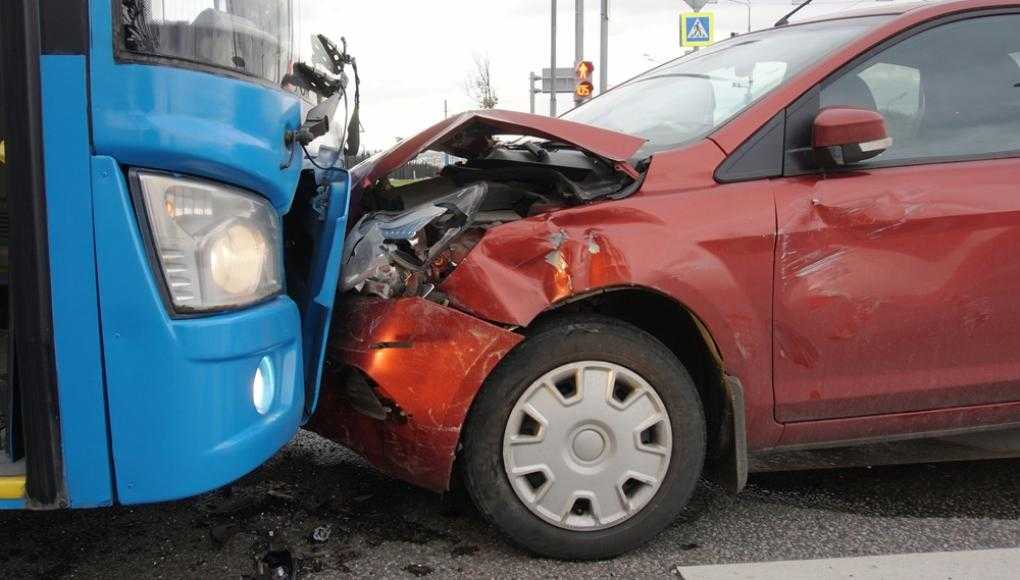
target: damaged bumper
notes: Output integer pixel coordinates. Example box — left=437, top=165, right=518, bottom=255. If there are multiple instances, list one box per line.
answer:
left=307, top=296, right=522, bottom=492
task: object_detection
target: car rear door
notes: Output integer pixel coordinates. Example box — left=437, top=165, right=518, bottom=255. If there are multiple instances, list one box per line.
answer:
left=773, top=11, right=1020, bottom=423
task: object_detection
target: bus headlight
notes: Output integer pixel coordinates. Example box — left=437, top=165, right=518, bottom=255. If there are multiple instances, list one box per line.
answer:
left=133, top=170, right=283, bottom=313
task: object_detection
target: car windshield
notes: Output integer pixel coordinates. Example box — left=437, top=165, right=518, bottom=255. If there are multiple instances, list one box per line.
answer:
left=562, top=16, right=892, bottom=157
left=119, top=0, right=293, bottom=85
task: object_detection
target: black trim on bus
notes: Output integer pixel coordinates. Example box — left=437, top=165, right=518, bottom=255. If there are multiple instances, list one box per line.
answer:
left=1, top=0, right=67, bottom=508
left=41, top=0, right=89, bottom=55
left=111, top=0, right=298, bottom=96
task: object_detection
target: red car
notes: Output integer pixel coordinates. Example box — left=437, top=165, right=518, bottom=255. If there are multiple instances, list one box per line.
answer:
left=309, top=0, right=1020, bottom=559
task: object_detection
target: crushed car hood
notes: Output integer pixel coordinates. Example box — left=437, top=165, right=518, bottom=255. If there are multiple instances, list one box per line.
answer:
left=349, top=109, right=646, bottom=190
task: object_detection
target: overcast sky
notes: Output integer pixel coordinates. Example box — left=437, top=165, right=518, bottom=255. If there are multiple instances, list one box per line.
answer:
left=296, top=0, right=919, bottom=151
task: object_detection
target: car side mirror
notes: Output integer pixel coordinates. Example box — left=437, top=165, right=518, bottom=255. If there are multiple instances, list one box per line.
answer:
left=812, top=107, right=891, bottom=167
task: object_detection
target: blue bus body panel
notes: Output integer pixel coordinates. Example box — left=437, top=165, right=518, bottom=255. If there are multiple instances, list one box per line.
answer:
left=88, top=0, right=302, bottom=214
left=72, top=0, right=350, bottom=501
left=299, top=170, right=350, bottom=417
left=91, top=157, right=304, bottom=503
left=83, top=1, right=313, bottom=504
left=40, top=55, right=115, bottom=507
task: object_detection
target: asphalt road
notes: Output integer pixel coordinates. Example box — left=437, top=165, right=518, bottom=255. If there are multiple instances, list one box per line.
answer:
left=1, top=430, right=1018, bottom=578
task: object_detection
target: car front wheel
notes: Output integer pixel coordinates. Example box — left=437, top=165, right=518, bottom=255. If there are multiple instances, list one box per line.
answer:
left=462, top=314, right=706, bottom=560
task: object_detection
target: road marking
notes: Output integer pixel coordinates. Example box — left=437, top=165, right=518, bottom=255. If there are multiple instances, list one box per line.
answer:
left=675, top=548, right=1020, bottom=580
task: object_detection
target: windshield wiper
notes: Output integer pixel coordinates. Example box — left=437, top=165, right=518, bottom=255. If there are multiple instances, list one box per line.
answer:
left=776, top=0, right=816, bottom=27
left=634, top=72, right=732, bottom=84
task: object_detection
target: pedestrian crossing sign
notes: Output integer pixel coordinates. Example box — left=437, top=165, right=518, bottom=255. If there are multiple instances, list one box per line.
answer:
left=681, top=12, right=714, bottom=47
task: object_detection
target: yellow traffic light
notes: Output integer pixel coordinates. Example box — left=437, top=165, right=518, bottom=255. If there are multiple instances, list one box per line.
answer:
left=575, top=60, right=595, bottom=101
left=576, top=60, right=594, bottom=81
left=575, top=81, right=594, bottom=99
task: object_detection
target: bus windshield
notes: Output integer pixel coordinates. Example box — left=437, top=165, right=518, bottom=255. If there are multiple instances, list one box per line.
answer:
left=119, top=0, right=293, bottom=85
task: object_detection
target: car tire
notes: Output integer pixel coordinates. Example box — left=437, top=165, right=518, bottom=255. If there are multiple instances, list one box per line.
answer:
left=461, top=314, right=706, bottom=560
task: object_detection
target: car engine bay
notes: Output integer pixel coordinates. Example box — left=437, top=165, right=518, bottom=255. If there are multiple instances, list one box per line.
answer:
left=341, top=143, right=641, bottom=301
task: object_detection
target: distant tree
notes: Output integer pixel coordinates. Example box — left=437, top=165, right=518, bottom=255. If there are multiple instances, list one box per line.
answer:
left=466, top=55, right=499, bottom=109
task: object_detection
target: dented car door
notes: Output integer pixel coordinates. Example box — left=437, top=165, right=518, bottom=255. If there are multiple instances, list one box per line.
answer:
left=775, top=161, right=1020, bottom=422
left=773, top=12, right=1020, bottom=423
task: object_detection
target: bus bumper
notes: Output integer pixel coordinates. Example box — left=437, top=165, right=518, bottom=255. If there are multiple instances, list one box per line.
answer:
left=92, top=157, right=304, bottom=505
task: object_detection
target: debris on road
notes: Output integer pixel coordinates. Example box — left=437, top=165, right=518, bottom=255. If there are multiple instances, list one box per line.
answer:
left=0, top=433, right=1016, bottom=578
left=250, top=548, right=294, bottom=580
left=403, top=563, right=435, bottom=577
left=310, top=525, right=332, bottom=543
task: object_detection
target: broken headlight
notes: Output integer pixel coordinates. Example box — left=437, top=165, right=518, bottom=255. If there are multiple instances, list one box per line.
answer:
left=341, top=183, right=486, bottom=298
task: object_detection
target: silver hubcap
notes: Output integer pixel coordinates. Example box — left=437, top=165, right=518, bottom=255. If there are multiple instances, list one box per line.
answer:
left=502, top=361, right=673, bottom=531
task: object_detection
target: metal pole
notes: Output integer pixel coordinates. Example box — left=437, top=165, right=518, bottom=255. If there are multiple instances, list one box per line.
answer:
left=443, top=100, right=450, bottom=166
left=529, top=72, right=537, bottom=114
left=575, top=0, right=584, bottom=64
left=574, top=0, right=584, bottom=104
left=599, top=0, right=608, bottom=93
left=550, top=0, right=557, bottom=116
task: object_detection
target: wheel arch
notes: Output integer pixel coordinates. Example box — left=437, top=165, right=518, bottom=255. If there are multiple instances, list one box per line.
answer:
left=454, top=285, right=748, bottom=494
left=530, top=286, right=747, bottom=493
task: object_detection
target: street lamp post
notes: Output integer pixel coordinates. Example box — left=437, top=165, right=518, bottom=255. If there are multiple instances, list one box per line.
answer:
left=599, top=0, right=608, bottom=94
left=704, top=0, right=751, bottom=34
left=727, top=0, right=751, bottom=34
left=550, top=0, right=557, bottom=116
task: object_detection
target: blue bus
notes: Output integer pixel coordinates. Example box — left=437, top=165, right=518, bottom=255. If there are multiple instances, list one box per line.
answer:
left=1, top=0, right=352, bottom=509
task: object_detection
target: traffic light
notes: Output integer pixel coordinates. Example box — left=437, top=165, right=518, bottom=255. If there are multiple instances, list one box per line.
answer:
left=574, top=60, right=594, bottom=102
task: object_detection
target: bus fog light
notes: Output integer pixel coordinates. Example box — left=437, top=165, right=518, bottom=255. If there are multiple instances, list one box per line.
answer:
left=252, top=356, right=276, bottom=415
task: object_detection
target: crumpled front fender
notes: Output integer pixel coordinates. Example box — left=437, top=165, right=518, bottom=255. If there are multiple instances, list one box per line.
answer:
left=307, top=297, right=522, bottom=492
left=439, top=204, right=663, bottom=326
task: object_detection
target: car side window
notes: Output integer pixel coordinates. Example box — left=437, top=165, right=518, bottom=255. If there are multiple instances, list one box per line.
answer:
left=856, top=63, right=922, bottom=145
left=818, top=13, right=1020, bottom=166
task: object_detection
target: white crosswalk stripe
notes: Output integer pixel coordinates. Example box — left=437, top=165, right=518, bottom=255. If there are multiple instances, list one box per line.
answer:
left=674, top=548, right=1020, bottom=580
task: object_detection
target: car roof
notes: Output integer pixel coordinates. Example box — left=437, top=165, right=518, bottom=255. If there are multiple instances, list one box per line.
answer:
left=795, top=0, right=1011, bottom=25
left=794, top=2, right=926, bottom=24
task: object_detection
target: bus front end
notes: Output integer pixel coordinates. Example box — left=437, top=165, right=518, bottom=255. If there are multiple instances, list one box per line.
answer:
left=1, top=0, right=344, bottom=508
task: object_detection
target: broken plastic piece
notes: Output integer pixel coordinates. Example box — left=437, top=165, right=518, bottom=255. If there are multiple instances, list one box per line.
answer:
left=310, top=525, right=332, bottom=543
left=250, top=549, right=294, bottom=580
left=341, top=184, right=487, bottom=297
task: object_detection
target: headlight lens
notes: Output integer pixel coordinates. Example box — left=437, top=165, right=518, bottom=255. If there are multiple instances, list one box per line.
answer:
left=134, top=170, right=283, bottom=313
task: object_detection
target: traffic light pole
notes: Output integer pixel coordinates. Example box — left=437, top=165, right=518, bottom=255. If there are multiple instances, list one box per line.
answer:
left=600, top=0, right=608, bottom=93
left=529, top=72, right=538, bottom=114
left=574, top=0, right=584, bottom=105
left=550, top=0, right=557, bottom=117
